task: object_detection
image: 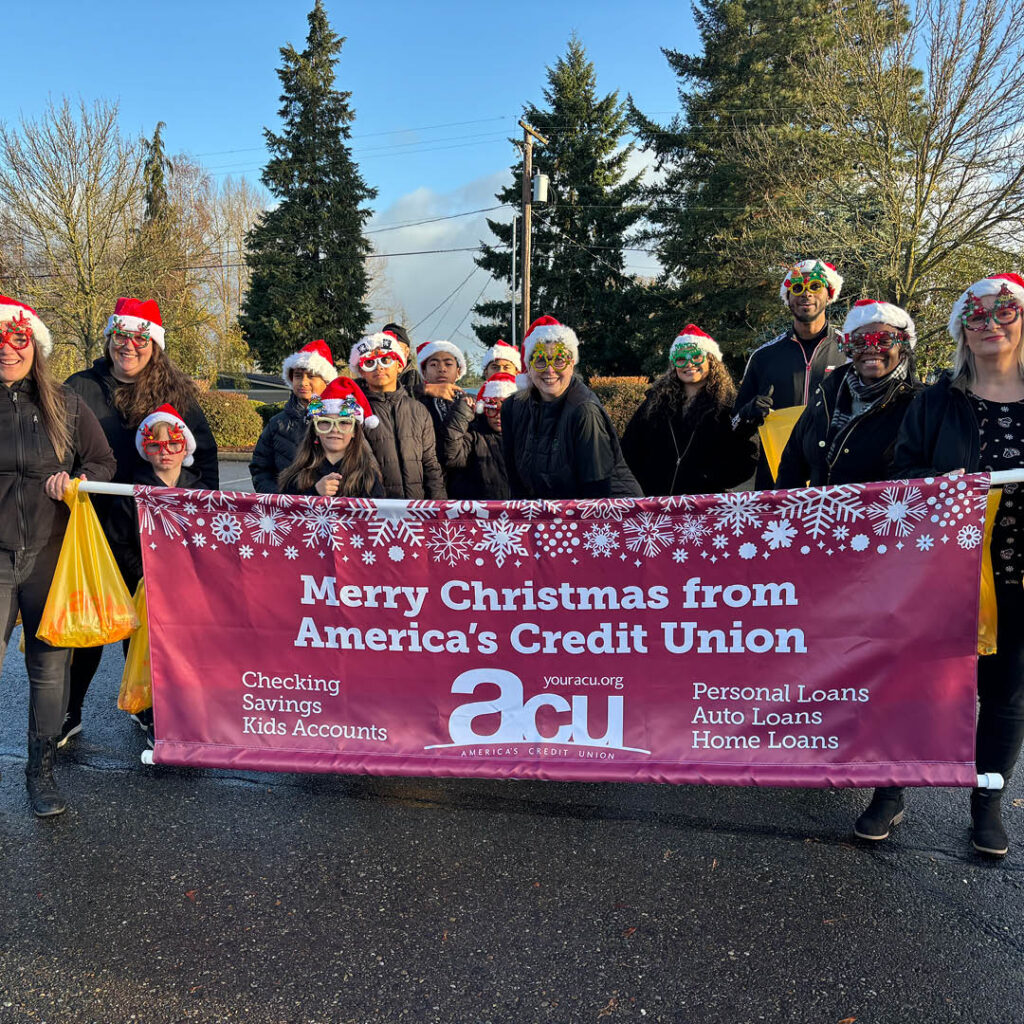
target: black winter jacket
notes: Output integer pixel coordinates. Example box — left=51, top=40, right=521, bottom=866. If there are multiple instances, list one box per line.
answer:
left=621, top=379, right=757, bottom=496
left=280, top=455, right=387, bottom=498
left=500, top=377, right=642, bottom=500
left=249, top=394, right=307, bottom=492
left=106, top=463, right=202, bottom=581
left=443, top=399, right=510, bottom=500
left=776, top=363, right=921, bottom=488
left=0, top=379, right=116, bottom=552
left=736, top=326, right=845, bottom=412
left=892, top=372, right=983, bottom=478
left=417, top=391, right=462, bottom=471
left=64, top=358, right=219, bottom=526
left=364, top=389, right=446, bottom=499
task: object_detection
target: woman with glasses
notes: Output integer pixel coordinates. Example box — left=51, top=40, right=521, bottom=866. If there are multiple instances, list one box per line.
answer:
left=856, top=273, right=1024, bottom=857
left=278, top=378, right=384, bottom=498
left=0, top=296, right=115, bottom=814
left=61, top=297, right=218, bottom=746
left=348, top=330, right=445, bottom=499
left=775, top=300, right=920, bottom=488
left=501, top=315, right=641, bottom=499
left=621, top=325, right=757, bottom=496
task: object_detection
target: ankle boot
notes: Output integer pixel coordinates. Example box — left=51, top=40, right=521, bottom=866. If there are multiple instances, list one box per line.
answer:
left=854, top=786, right=905, bottom=840
left=971, top=788, right=1008, bottom=856
left=26, top=736, right=66, bottom=817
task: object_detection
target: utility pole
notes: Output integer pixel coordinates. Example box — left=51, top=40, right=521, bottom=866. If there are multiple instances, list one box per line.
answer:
left=518, top=120, right=549, bottom=339
left=510, top=214, right=517, bottom=349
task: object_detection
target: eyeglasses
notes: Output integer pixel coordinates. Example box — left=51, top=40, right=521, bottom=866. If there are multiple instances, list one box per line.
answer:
left=787, top=278, right=825, bottom=296
left=841, top=330, right=907, bottom=354
left=529, top=349, right=572, bottom=372
left=142, top=437, right=186, bottom=456
left=672, top=347, right=706, bottom=368
left=0, top=316, right=33, bottom=351
left=313, top=416, right=355, bottom=435
left=480, top=398, right=506, bottom=411
left=963, top=303, right=1022, bottom=333
left=358, top=353, right=401, bottom=372
left=110, top=331, right=152, bottom=353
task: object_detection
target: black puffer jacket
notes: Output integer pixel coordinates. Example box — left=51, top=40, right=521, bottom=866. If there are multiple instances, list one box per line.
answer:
left=500, top=377, right=642, bottom=499
left=64, top=358, right=219, bottom=500
left=280, top=455, right=387, bottom=498
left=0, top=379, right=116, bottom=552
left=364, top=389, right=446, bottom=499
left=249, top=394, right=307, bottom=492
left=892, top=372, right=981, bottom=477
left=417, top=391, right=462, bottom=470
left=621, top=377, right=757, bottom=496
left=776, top=363, right=921, bottom=488
left=443, top=399, right=509, bottom=500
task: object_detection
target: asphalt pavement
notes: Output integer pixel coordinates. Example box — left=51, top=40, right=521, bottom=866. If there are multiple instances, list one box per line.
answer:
left=0, top=460, right=1021, bottom=1023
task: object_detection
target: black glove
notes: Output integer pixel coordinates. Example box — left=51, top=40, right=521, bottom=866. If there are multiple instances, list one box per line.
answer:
left=731, top=386, right=774, bottom=435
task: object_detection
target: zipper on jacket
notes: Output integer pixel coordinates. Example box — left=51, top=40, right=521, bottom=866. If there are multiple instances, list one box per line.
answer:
left=824, top=384, right=910, bottom=483
left=12, top=388, right=30, bottom=549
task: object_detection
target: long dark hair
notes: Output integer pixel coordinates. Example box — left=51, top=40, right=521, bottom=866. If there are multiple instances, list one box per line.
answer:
left=110, top=342, right=199, bottom=427
left=31, top=344, right=71, bottom=462
left=278, top=420, right=382, bottom=496
left=644, top=355, right=737, bottom=420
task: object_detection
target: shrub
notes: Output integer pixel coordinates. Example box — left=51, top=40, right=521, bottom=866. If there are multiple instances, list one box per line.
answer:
left=254, top=400, right=287, bottom=426
left=588, top=376, right=651, bottom=436
left=197, top=390, right=264, bottom=448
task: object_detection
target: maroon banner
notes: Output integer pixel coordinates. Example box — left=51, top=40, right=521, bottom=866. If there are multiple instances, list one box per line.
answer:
left=138, top=475, right=987, bottom=787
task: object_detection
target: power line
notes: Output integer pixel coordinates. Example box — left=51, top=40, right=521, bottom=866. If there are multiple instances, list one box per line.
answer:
left=411, top=265, right=479, bottom=331
left=449, top=273, right=496, bottom=339
left=368, top=204, right=510, bottom=235
left=425, top=266, right=481, bottom=337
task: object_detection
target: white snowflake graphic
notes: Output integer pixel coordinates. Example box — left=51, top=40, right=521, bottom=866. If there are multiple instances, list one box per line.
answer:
left=366, top=503, right=434, bottom=547
left=711, top=492, right=765, bottom=536
left=676, top=514, right=712, bottom=546
left=198, top=490, right=238, bottom=513
left=244, top=502, right=292, bottom=547
left=388, top=545, right=405, bottom=562
left=288, top=501, right=347, bottom=551
left=239, top=545, right=254, bottom=559
left=739, top=542, right=757, bottom=560
left=582, top=523, right=620, bottom=557
left=507, top=499, right=564, bottom=520
left=444, top=499, right=491, bottom=520
left=850, top=534, right=869, bottom=551
left=711, top=534, right=728, bottom=550
left=474, top=513, right=530, bottom=567
left=622, top=512, right=675, bottom=557
left=916, top=534, right=934, bottom=551
left=778, top=485, right=864, bottom=540
left=362, top=551, right=376, bottom=564
left=957, top=523, right=982, bottom=549
left=427, top=523, right=474, bottom=566
left=672, top=547, right=688, bottom=563
left=183, top=501, right=198, bottom=515
left=284, top=546, right=298, bottom=560
left=136, top=490, right=192, bottom=539
left=865, top=485, right=928, bottom=538
left=210, top=513, right=241, bottom=544
left=661, top=494, right=698, bottom=512
left=349, top=535, right=365, bottom=549
left=833, top=525, right=850, bottom=541
left=191, top=533, right=206, bottom=548
left=761, top=519, right=797, bottom=550
left=576, top=497, right=636, bottom=521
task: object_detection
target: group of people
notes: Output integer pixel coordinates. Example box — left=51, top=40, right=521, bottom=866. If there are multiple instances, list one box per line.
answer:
left=2, top=260, right=1023, bottom=859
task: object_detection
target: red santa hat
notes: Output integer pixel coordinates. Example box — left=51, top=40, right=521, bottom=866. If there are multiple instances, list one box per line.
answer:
left=348, top=330, right=408, bottom=374
left=842, top=299, right=917, bottom=349
left=669, top=324, right=722, bottom=363
left=475, top=372, right=519, bottom=413
left=135, top=404, right=197, bottom=466
left=104, top=297, right=165, bottom=349
left=779, top=260, right=844, bottom=307
left=486, top=339, right=522, bottom=373
left=0, top=295, right=52, bottom=358
left=522, top=314, right=580, bottom=366
left=948, top=273, right=1024, bottom=346
left=306, top=376, right=378, bottom=429
left=281, top=339, right=338, bottom=387
left=415, top=339, right=467, bottom=379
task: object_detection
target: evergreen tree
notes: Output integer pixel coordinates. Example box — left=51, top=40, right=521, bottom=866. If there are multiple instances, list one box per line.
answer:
left=241, top=0, right=377, bottom=370
left=142, top=121, right=172, bottom=223
left=474, top=37, right=645, bottom=375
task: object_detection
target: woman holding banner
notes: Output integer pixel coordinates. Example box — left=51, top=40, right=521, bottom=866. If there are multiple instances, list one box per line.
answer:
left=61, top=297, right=218, bottom=746
left=0, top=296, right=116, bottom=816
left=621, top=325, right=756, bottom=496
left=775, top=300, right=920, bottom=488
left=501, top=315, right=641, bottom=499
left=857, top=273, right=1024, bottom=857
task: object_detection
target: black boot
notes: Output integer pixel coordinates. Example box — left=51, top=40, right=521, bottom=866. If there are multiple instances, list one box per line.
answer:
left=26, top=736, right=66, bottom=817
left=854, top=786, right=905, bottom=840
left=971, top=788, right=1008, bottom=857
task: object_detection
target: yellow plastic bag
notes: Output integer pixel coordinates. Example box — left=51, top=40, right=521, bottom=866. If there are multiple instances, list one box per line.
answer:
left=36, top=479, right=138, bottom=647
left=118, top=580, right=151, bottom=714
left=758, top=406, right=806, bottom=483
left=978, top=487, right=1002, bottom=656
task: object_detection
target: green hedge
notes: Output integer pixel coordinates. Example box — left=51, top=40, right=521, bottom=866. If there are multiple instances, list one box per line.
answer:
left=588, top=376, right=651, bottom=436
left=254, top=400, right=287, bottom=426
left=197, top=391, right=264, bottom=448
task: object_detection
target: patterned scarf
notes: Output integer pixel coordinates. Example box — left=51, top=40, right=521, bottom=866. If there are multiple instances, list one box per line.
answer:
left=826, top=357, right=910, bottom=456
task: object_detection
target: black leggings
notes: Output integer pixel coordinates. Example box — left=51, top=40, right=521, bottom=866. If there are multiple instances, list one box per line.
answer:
left=976, top=582, right=1024, bottom=780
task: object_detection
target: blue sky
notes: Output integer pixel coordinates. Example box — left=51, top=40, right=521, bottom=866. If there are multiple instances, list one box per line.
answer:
left=5, top=0, right=696, bottom=355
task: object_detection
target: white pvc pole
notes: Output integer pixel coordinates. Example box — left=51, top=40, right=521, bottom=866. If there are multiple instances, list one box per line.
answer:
left=976, top=772, right=1004, bottom=790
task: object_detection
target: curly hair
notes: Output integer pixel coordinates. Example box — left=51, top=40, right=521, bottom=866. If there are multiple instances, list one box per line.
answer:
left=110, top=343, right=199, bottom=427
left=644, top=356, right=737, bottom=421
left=278, top=421, right=382, bottom=497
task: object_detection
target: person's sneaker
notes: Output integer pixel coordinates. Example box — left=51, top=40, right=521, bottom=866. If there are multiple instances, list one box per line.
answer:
left=854, top=788, right=905, bottom=840
left=971, top=790, right=1008, bottom=857
left=144, top=724, right=155, bottom=749
left=57, top=709, right=83, bottom=749
left=131, top=708, right=154, bottom=731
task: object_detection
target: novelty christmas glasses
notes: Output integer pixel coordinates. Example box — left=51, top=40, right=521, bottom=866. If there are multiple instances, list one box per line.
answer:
left=529, top=343, right=572, bottom=372
left=672, top=345, right=706, bottom=368
left=0, top=313, right=33, bottom=351
left=784, top=261, right=829, bottom=296
left=358, top=351, right=401, bottom=372
left=109, top=318, right=153, bottom=352
left=313, top=416, right=355, bottom=435
left=840, top=330, right=908, bottom=354
left=961, top=285, right=1022, bottom=333
left=140, top=425, right=186, bottom=456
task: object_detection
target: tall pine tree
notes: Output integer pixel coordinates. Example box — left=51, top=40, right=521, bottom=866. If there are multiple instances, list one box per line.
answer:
left=241, top=1, right=377, bottom=370
left=474, top=37, right=645, bottom=375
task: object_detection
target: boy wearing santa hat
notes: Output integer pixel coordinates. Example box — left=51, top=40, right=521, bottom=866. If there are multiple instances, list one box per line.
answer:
left=443, top=373, right=518, bottom=500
